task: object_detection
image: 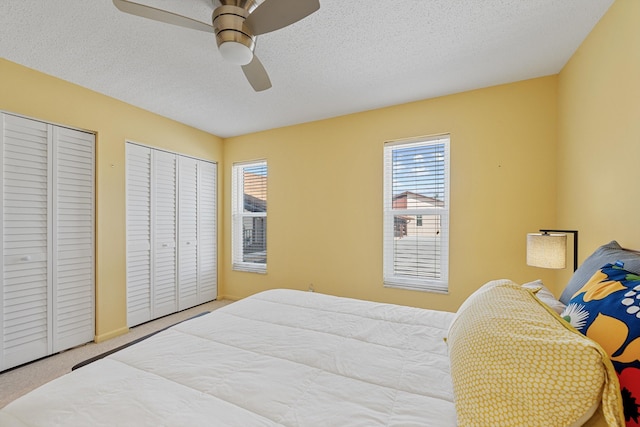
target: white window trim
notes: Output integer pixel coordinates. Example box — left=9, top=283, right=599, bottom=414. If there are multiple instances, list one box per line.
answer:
left=232, top=160, right=267, bottom=274
left=383, top=135, right=450, bottom=293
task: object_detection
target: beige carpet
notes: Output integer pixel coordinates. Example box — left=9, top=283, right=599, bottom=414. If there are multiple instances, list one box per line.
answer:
left=0, top=299, right=233, bottom=409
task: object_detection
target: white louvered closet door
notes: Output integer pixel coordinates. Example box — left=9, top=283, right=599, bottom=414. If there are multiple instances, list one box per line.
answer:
left=198, top=160, right=217, bottom=303
left=0, top=115, right=51, bottom=370
left=0, top=113, right=95, bottom=371
left=152, top=150, right=177, bottom=318
left=52, top=126, right=95, bottom=353
left=126, top=144, right=152, bottom=327
left=178, top=156, right=198, bottom=310
left=126, top=143, right=216, bottom=326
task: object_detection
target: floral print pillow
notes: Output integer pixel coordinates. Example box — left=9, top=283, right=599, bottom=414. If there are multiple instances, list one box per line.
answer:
left=562, top=262, right=640, bottom=427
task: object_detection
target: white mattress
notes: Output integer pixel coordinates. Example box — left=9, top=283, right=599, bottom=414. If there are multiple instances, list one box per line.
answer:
left=0, top=289, right=457, bottom=426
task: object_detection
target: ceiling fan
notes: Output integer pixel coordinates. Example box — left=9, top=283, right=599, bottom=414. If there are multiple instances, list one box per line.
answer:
left=112, top=0, right=320, bottom=91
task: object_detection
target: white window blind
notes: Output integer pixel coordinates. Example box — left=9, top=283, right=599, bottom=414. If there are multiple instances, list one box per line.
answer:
left=383, top=135, right=450, bottom=292
left=232, top=161, right=267, bottom=273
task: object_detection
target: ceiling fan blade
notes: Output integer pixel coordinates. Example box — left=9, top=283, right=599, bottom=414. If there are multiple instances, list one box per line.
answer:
left=241, top=56, right=272, bottom=92
left=112, top=0, right=214, bottom=33
left=244, top=0, right=320, bottom=36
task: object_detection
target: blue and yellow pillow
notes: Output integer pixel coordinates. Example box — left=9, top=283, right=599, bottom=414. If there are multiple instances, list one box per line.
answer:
left=562, top=262, right=640, bottom=427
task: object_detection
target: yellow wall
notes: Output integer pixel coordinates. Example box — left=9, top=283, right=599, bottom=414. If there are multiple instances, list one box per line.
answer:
left=0, top=59, right=223, bottom=342
left=557, top=0, right=640, bottom=287
left=223, top=77, right=559, bottom=312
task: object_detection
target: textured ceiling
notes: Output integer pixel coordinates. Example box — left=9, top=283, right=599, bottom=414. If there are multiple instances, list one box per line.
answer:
left=1, top=0, right=614, bottom=138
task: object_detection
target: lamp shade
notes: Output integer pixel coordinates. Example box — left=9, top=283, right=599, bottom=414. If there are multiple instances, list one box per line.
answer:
left=526, top=233, right=567, bottom=269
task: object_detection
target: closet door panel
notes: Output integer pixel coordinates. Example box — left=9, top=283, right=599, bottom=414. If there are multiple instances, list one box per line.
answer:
left=52, top=127, right=95, bottom=352
left=198, top=161, right=217, bottom=302
left=1, top=115, right=51, bottom=370
left=178, top=157, right=198, bottom=310
left=152, top=150, right=177, bottom=318
left=126, top=144, right=152, bottom=327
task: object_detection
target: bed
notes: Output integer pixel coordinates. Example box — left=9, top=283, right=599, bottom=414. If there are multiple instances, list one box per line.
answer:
left=0, top=240, right=636, bottom=427
left=1, top=289, right=457, bottom=426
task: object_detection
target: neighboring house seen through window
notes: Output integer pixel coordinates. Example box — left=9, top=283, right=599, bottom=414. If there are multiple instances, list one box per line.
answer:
left=232, top=160, right=267, bottom=273
left=383, top=135, right=450, bottom=292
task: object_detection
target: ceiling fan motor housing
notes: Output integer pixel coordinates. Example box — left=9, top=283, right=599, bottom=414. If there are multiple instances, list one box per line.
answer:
left=212, top=5, right=256, bottom=65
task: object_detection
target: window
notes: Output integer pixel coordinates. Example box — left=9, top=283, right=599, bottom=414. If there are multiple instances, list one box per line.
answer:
left=232, top=160, right=267, bottom=273
left=383, top=135, right=450, bottom=292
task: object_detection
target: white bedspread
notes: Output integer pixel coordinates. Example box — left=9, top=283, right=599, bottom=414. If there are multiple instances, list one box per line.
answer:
left=0, top=289, right=457, bottom=426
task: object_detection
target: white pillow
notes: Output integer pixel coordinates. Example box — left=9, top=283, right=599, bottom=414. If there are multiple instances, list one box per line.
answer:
left=522, top=279, right=566, bottom=314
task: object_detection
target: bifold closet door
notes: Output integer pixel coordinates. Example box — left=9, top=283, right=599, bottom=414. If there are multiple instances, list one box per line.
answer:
left=0, top=115, right=51, bottom=370
left=1, top=114, right=95, bottom=371
left=198, top=161, right=217, bottom=303
left=152, top=150, right=178, bottom=318
left=127, top=143, right=216, bottom=327
left=178, top=156, right=198, bottom=310
left=177, top=158, right=217, bottom=310
left=126, top=145, right=178, bottom=325
left=51, top=126, right=95, bottom=353
left=126, top=144, right=152, bottom=326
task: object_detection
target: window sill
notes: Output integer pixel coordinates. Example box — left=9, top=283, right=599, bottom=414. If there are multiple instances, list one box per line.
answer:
left=233, top=263, right=267, bottom=274
left=383, top=281, right=448, bottom=294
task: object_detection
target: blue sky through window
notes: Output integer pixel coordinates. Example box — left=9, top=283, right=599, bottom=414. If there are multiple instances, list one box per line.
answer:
left=392, top=143, right=445, bottom=200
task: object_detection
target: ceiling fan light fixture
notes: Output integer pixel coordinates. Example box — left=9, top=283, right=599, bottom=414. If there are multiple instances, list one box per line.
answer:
left=212, top=5, right=256, bottom=66
left=219, top=40, right=254, bottom=65
left=112, top=0, right=321, bottom=91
